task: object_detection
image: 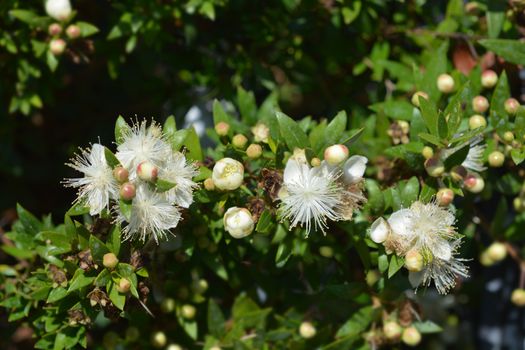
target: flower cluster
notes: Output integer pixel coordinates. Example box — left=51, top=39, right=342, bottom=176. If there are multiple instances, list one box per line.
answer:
left=65, top=120, right=198, bottom=243
left=370, top=201, right=469, bottom=294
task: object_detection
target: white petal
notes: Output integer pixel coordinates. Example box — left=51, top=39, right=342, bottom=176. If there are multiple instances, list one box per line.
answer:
left=369, top=217, right=390, bottom=243
left=433, top=239, right=452, bottom=261
left=408, top=270, right=425, bottom=288
left=387, top=209, right=413, bottom=237
left=283, top=159, right=305, bottom=182
left=342, top=155, right=368, bottom=184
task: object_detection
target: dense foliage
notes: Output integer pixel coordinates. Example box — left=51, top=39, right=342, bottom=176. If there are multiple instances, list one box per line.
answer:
left=2, top=0, right=525, bottom=349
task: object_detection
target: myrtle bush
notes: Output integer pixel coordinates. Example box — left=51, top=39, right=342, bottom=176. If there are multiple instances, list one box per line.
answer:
left=2, top=0, right=525, bottom=349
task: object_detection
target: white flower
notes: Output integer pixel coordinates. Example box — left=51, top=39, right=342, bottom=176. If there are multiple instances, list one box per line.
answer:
left=461, top=136, right=486, bottom=172
left=341, top=155, right=368, bottom=185
left=160, top=152, right=199, bottom=208
left=64, top=144, right=119, bottom=216
left=117, top=184, right=181, bottom=243
left=116, top=121, right=172, bottom=181
left=212, top=158, right=244, bottom=191
left=279, top=158, right=344, bottom=235
left=223, top=207, right=255, bottom=238
left=45, top=0, right=72, bottom=21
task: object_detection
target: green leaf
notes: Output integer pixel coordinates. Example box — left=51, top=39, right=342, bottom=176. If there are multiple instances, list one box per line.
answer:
left=104, top=147, right=120, bottom=168
left=489, top=71, right=510, bottom=130
left=479, top=39, right=525, bottom=65
left=256, top=210, right=273, bottom=233
left=2, top=245, right=34, bottom=259
left=107, top=281, right=126, bottom=310
left=413, top=320, right=443, bottom=334
left=400, top=177, right=420, bottom=208
left=115, top=116, right=130, bottom=145
left=184, top=127, right=203, bottom=161
left=418, top=97, right=439, bottom=136
left=388, top=254, right=405, bottom=278
left=156, top=179, right=177, bottom=192
left=378, top=254, right=389, bottom=273
left=444, top=143, right=470, bottom=169
left=418, top=133, right=444, bottom=147
left=213, top=99, right=232, bottom=125
left=107, top=224, right=121, bottom=255
left=237, top=86, right=257, bottom=124
left=208, top=299, right=226, bottom=338
left=89, top=234, right=110, bottom=263
left=365, top=179, right=384, bottom=213
left=46, top=50, right=59, bottom=72
left=419, top=41, right=448, bottom=99
left=76, top=21, right=99, bottom=37
left=66, top=202, right=90, bottom=216
left=68, top=269, right=95, bottom=292
left=47, top=287, right=67, bottom=303
left=163, top=115, right=177, bottom=137
left=324, top=111, right=347, bottom=146
left=119, top=199, right=132, bottom=221
left=336, top=306, right=376, bottom=338
left=342, top=128, right=365, bottom=147
left=487, top=11, right=504, bottom=39
left=276, top=111, right=309, bottom=151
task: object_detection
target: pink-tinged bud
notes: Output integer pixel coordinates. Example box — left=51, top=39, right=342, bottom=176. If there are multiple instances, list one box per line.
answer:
left=405, top=249, right=424, bottom=272
left=487, top=242, right=507, bottom=262
left=422, top=146, right=434, bottom=160
left=488, top=151, right=505, bottom=168
left=117, top=278, right=131, bottom=293
left=383, top=321, right=402, bottom=340
left=450, top=165, right=467, bottom=182
left=411, top=91, right=429, bottom=107
left=472, top=96, right=489, bottom=113
left=113, top=166, right=129, bottom=183
left=215, top=121, right=230, bottom=136
left=437, top=74, right=455, bottom=93
left=503, top=131, right=515, bottom=142
left=48, top=23, right=62, bottom=36
left=310, top=157, right=321, bottom=167
left=324, top=144, right=349, bottom=165
left=402, top=326, right=422, bottom=347
left=120, top=182, right=136, bottom=200
left=137, top=161, right=158, bottom=182
left=511, top=289, right=525, bottom=307
left=504, top=98, right=520, bottom=115
left=203, top=178, right=215, bottom=191
left=468, top=114, right=487, bottom=130
left=424, top=157, right=444, bottom=177
left=66, top=24, right=81, bottom=39
left=481, top=70, right=498, bottom=89
left=437, top=188, right=454, bottom=206
left=232, top=134, right=248, bottom=149
left=464, top=173, right=485, bottom=193
left=103, top=253, right=118, bottom=269
left=49, top=38, right=66, bottom=55
left=246, top=144, right=263, bottom=159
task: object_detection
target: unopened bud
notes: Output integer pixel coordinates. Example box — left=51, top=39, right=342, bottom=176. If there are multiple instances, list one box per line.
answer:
left=204, top=178, right=215, bottom=191
left=66, top=24, right=81, bottom=39
left=49, top=38, right=66, bottom=55
left=480, top=251, right=495, bottom=266
left=503, top=131, right=515, bottom=142
left=299, top=321, right=317, bottom=339
left=215, top=121, right=230, bottom=136
left=422, top=146, right=434, bottom=160
left=424, top=157, right=445, bottom=177
left=103, top=253, right=118, bottom=269
left=311, top=157, right=321, bottom=167
left=488, top=151, right=505, bottom=168
left=161, top=298, right=176, bottom=313
left=224, top=207, right=254, bottom=238
left=504, top=98, right=520, bottom=115
left=113, top=166, right=129, bottom=183
left=181, top=304, right=196, bottom=319
left=437, top=188, right=454, bottom=206
left=137, top=161, right=158, bottom=182
left=246, top=144, right=263, bottom=159
left=402, top=326, right=422, bottom=347
left=411, top=91, right=429, bottom=107
left=192, top=279, right=209, bottom=294
left=405, top=249, right=424, bottom=272
left=319, top=246, right=334, bottom=258
left=472, top=96, right=489, bottom=113
left=383, top=321, right=402, bottom=340
left=464, top=173, right=485, bottom=193
left=251, top=123, right=270, bottom=143
left=369, top=217, right=390, bottom=244
left=487, top=242, right=507, bottom=262
left=166, top=344, right=183, bottom=350
left=117, top=278, right=131, bottom=293
left=366, top=270, right=380, bottom=286
left=232, top=134, right=248, bottom=149
left=151, top=331, right=167, bottom=348
left=437, top=74, right=455, bottom=93
left=324, top=144, right=349, bottom=165
left=45, top=0, right=72, bottom=21
left=514, top=197, right=525, bottom=212
left=469, top=114, right=487, bottom=130
left=48, top=23, right=62, bottom=36
left=212, top=157, right=244, bottom=190
left=511, top=288, right=525, bottom=306
left=481, top=70, right=498, bottom=88
left=450, top=165, right=467, bottom=182
left=120, top=182, right=136, bottom=200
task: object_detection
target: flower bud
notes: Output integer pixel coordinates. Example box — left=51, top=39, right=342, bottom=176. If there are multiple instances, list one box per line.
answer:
left=514, top=197, right=525, bottom=212
left=102, top=252, right=118, bottom=269
left=405, top=249, right=424, bottom=272
left=120, top=182, right=136, bottom=200
left=464, top=173, right=485, bottom=193
left=166, top=344, right=183, bottom=350
left=45, top=0, right=72, bottom=21
left=402, top=326, right=422, bottom=347
left=113, top=166, right=129, bottom=183
left=487, top=242, right=507, bottom=262
left=223, top=207, right=254, bottom=239
left=370, top=217, right=390, bottom=244
left=212, top=158, right=244, bottom=190
left=151, top=331, right=167, bottom=348
left=49, top=38, right=66, bottom=55
left=422, top=146, right=434, bottom=160
left=383, top=321, right=402, bottom=340
left=160, top=298, right=176, bottom=313
left=203, top=178, right=215, bottom=191
left=511, top=289, right=525, bottom=307
left=192, top=279, right=209, bottom=294
left=117, top=278, right=131, bottom=293
left=324, top=144, right=349, bottom=165
left=366, top=270, right=380, bottom=286
left=481, top=70, right=498, bottom=89
left=437, top=74, right=455, bottom=93
left=215, top=121, right=230, bottom=136
left=503, top=131, right=515, bottom=142
left=310, top=157, right=321, bottom=167
left=232, top=134, right=248, bottom=149
left=66, top=24, right=81, bottom=39
left=48, top=23, right=62, bottom=36
left=137, top=161, right=158, bottom=182
left=411, top=91, right=429, bottom=107
left=424, top=157, right=445, bottom=177
left=479, top=251, right=495, bottom=267
left=436, top=188, right=454, bottom=207
left=181, top=304, right=196, bottom=319
left=251, top=123, right=270, bottom=143
left=319, top=246, right=334, bottom=258
left=504, top=98, right=520, bottom=115
left=468, top=114, right=487, bottom=130
left=299, top=321, right=317, bottom=339
left=450, top=165, right=467, bottom=181
left=472, top=96, right=489, bottom=113
left=488, top=151, right=505, bottom=168
left=246, top=144, right=263, bottom=159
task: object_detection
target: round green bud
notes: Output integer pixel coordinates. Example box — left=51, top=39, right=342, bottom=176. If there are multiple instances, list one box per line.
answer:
left=424, top=157, right=445, bottom=177
left=319, top=246, right=334, bottom=258
left=383, top=321, right=402, bottom=340
left=422, top=146, right=434, bottom=160
left=411, top=91, right=428, bottom=107
left=469, top=114, right=487, bottom=130
left=161, top=298, right=176, bottom=313
left=402, top=326, right=422, bottom=347
left=511, top=288, right=525, bottom=307
left=481, top=70, right=498, bottom=89
left=102, top=252, right=119, bottom=269
left=487, top=242, right=507, bottom=262
left=181, top=304, right=196, bottom=319
left=117, top=278, right=131, bottom=293
left=232, top=134, right=248, bottom=149
left=151, top=331, right=167, bottom=348
left=503, top=131, right=515, bottom=142
left=215, top=121, right=230, bottom=136
left=437, top=74, right=455, bottom=93
left=299, top=321, right=317, bottom=339
left=246, top=144, right=263, bottom=159
left=488, top=151, right=505, bottom=168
